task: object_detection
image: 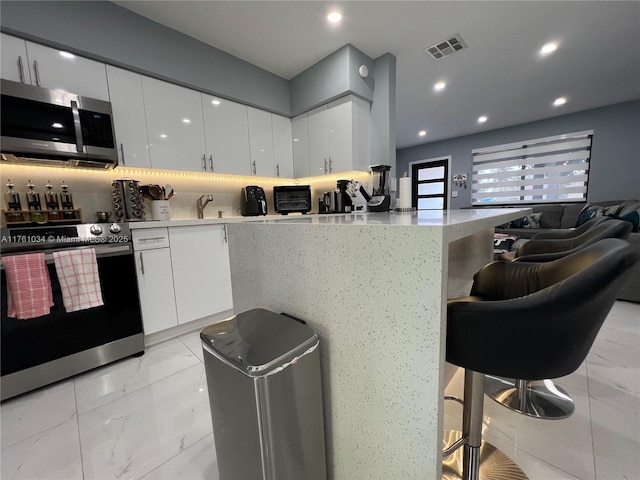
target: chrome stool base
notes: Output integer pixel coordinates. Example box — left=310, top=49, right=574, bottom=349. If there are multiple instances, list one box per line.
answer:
left=484, top=375, right=574, bottom=419
left=442, top=430, right=528, bottom=480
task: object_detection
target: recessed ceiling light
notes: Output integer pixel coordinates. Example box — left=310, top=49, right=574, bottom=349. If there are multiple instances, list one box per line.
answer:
left=59, top=51, right=75, bottom=59
left=51, top=122, right=63, bottom=129
left=419, top=130, right=427, bottom=137
left=182, top=118, right=191, bottom=124
left=434, top=81, right=446, bottom=91
left=327, top=11, right=342, bottom=23
left=478, top=116, right=488, bottom=124
left=160, top=134, right=168, bottom=138
left=553, top=97, right=567, bottom=106
left=211, top=99, right=221, bottom=105
left=540, top=42, right=559, bottom=55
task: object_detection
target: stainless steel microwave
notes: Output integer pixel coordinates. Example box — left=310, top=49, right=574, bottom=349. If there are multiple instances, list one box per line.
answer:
left=0, top=79, right=118, bottom=169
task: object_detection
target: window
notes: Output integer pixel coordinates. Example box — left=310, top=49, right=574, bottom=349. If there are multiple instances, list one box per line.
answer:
left=471, top=130, right=593, bottom=205
left=411, top=158, right=449, bottom=210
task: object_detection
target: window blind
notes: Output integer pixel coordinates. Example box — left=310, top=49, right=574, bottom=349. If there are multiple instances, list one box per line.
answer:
left=471, top=130, right=593, bottom=205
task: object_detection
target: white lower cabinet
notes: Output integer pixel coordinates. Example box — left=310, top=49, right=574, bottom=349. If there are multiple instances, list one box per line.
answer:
left=133, top=224, right=233, bottom=335
left=168, top=225, right=233, bottom=325
left=132, top=229, right=178, bottom=335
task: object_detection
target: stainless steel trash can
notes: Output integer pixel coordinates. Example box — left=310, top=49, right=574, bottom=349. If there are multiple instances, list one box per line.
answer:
left=201, top=308, right=327, bottom=480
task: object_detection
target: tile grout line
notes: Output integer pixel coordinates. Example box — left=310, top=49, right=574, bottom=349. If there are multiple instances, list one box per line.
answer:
left=73, top=379, right=87, bottom=480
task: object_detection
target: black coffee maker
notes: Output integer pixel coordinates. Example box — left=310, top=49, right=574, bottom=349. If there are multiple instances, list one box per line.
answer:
left=320, top=180, right=353, bottom=213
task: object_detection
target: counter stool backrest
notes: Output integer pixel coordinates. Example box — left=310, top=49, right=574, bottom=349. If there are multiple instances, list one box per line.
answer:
left=446, top=238, right=640, bottom=380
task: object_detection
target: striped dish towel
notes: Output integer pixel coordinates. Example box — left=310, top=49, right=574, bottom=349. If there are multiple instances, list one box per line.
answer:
left=3, top=253, right=54, bottom=319
left=53, top=248, right=104, bottom=313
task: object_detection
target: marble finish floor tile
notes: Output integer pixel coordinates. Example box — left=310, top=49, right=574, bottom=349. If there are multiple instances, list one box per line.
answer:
left=141, top=433, right=219, bottom=479
left=0, top=301, right=637, bottom=480
left=0, top=379, right=76, bottom=448
left=0, top=417, right=83, bottom=480
left=178, top=329, right=205, bottom=363
left=78, top=363, right=212, bottom=480
left=74, top=338, right=201, bottom=414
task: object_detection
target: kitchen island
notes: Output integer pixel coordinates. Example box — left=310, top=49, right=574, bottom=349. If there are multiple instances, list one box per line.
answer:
left=226, top=208, right=529, bottom=479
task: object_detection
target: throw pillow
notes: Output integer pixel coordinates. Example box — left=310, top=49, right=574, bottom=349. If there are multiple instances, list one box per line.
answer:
left=510, top=213, right=543, bottom=229
left=603, top=204, right=621, bottom=216
left=576, top=204, right=605, bottom=227
left=607, top=211, right=640, bottom=232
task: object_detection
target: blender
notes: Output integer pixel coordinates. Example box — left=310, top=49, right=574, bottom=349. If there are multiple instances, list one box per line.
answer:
left=368, top=165, right=391, bottom=212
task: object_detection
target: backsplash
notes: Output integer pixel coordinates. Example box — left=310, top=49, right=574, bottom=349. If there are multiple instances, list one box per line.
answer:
left=0, top=163, right=371, bottom=223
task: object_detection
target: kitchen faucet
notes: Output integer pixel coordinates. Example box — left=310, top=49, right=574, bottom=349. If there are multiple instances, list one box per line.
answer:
left=197, top=194, right=214, bottom=219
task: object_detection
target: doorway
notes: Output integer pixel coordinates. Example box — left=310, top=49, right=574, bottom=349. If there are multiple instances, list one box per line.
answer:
left=410, top=157, right=450, bottom=210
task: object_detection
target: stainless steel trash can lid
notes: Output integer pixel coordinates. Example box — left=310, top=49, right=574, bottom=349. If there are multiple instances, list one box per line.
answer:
left=200, top=308, right=318, bottom=376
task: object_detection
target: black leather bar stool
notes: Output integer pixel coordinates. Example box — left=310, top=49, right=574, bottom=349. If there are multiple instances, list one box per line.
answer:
left=487, top=219, right=632, bottom=418
left=499, top=218, right=631, bottom=262
left=529, top=215, right=611, bottom=240
left=443, top=239, right=640, bottom=480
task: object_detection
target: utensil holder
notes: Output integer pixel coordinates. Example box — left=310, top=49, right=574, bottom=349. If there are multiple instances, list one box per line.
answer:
left=150, top=200, right=170, bottom=221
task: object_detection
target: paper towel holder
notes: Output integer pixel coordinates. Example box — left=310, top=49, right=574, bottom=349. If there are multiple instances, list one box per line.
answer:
left=394, top=171, right=416, bottom=214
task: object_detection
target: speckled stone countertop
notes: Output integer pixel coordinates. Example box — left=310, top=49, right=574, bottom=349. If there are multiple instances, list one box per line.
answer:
left=224, top=207, right=529, bottom=479
left=128, top=208, right=531, bottom=235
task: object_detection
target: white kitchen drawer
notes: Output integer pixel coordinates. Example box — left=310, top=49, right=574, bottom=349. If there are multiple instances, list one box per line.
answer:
left=132, top=228, right=170, bottom=250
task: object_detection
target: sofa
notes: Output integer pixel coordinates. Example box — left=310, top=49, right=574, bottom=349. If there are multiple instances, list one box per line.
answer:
left=493, top=199, right=640, bottom=303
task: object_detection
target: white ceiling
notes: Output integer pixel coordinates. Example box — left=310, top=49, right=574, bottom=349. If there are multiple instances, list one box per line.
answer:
left=114, top=1, right=640, bottom=149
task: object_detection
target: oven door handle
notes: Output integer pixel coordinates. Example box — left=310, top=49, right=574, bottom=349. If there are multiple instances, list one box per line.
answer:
left=0, top=244, right=133, bottom=269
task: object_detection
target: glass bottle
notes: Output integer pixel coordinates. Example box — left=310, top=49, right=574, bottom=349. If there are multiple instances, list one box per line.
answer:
left=5, top=179, right=23, bottom=222
left=60, top=182, right=76, bottom=219
left=45, top=180, right=62, bottom=221
left=26, top=180, right=45, bottom=222
left=5, top=179, right=22, bottom=211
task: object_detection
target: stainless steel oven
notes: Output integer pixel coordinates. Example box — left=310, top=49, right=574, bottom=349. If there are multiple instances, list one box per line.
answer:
left=0, top=223, right=144, bottom=401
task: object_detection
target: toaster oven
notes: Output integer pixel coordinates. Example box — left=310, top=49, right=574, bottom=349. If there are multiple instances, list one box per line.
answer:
left=273, top=185, right=312, bottom=215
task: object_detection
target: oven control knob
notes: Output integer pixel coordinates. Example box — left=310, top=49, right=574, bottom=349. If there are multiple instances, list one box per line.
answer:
left=89, top=224, right=103, bottom=235
left=109, top=223, right=122, bottom=234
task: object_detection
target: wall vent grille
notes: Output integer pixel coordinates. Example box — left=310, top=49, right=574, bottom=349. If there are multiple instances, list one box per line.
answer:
left=425, top=34, right=467, bottom=60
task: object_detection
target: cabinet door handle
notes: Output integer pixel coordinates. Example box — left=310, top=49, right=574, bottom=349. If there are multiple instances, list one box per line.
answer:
left=209, top=155, right=214, bottom=172
left=329, top=157, right=333, bottom=173
left=120, top=143, right=126, bottom=166
left=17, top=56, right=25, bottom=83
left=324, top=158, right=328, bottom=174
left=252, top=160, right=257, bottom=175
left=202, top=154, right=207, bottom=171
left=138, top=236, right=166, bottom=242
left=276, top=163, right=280, bottom=177
left=139, top=252, right=145, bottom=275
left=222, top=225, right=228, bottom=243
left=33, top=60, right=41, bottom=86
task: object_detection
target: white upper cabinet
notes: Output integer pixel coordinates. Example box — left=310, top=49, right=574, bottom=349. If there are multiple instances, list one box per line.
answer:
left=325, top=96, right=354, bottom=174
left=247, top=107, right=275, bottom=176
left=142, top=76, right=207, bottom=172
left=1, top=33, right=31, bottom=84
left=292, top=113, right=311, bottom=178
left=307, top=104, right=330, bottom=176
left=25, top=41, right=109, bottom=101
left=202, top=94, right=251, bottom=175
left=272, top=114, right=294, bottom=178
left=298, top=95, right=371, bottom=176
left=106, top=66, right=151, bottom=168
left=1, top=34, right=109, bottom=100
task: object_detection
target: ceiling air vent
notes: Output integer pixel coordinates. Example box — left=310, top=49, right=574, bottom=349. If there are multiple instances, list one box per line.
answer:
left=425, top=34, right=467, bottom=60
